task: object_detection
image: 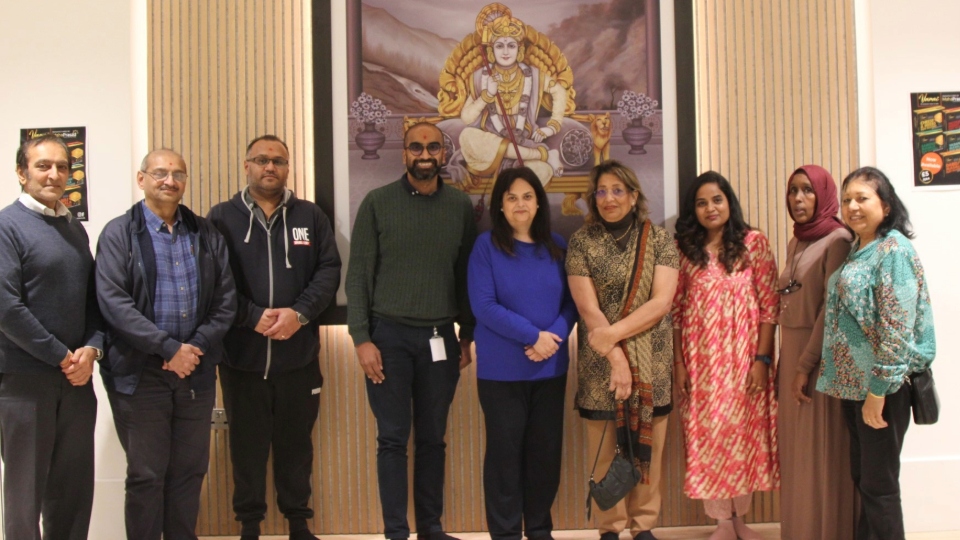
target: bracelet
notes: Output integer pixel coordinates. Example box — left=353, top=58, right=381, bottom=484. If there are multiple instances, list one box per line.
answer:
left=867, top=391, right=885, bottom=399
left=754, top=354, right=772, bottom=365
left=547, top=119, right=562, bottom=132
left=481, top=90, right=496, bottom=103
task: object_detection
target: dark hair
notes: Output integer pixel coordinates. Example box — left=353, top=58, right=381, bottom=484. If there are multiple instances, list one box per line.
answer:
left=675, top=170, right=752, bottom=272
left=16, top=134, right=68, bottom=171
left=245, top=134, right=289, bottom=155
left=489, top=167, right=564, bottom=260
left=841, top=166, right=914, bottom=239
left=584, top=160, right=648, bottom=224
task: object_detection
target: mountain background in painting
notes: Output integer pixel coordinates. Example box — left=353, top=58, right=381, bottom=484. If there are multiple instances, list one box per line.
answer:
left=359, top=0, right=649, bottom=114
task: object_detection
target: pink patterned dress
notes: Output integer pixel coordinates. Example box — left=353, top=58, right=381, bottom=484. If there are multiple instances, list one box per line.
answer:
left=672, top=230, right=781, bottom=500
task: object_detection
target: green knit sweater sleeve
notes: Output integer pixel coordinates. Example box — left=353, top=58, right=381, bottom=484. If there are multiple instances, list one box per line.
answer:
left=346, top=190, right=379, bottom=345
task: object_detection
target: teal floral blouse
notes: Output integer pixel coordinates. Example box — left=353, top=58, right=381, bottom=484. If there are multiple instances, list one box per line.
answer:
left=817, top=230, right=936, bottom=401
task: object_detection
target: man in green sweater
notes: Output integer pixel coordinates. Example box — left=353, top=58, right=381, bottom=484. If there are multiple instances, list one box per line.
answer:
left=346, top=122, right=476, bottom=540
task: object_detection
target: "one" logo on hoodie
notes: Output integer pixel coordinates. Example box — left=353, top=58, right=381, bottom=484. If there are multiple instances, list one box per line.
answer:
left=292, top=227, right=311, bottom=246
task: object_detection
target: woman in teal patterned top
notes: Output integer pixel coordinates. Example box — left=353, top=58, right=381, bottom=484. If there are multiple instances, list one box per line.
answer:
left=817, top=166, right=935, bottom=540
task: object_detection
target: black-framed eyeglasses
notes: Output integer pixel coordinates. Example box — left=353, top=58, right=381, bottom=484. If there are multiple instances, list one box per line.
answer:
left=778, top=280, right=802, bottom=295
left=142, top=169, right=188, bottom=182
left=405, top=142, right=443, bottom=156
left=246, top=156, right=289, bottom=167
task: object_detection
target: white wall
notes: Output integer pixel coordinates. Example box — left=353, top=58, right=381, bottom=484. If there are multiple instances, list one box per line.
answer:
left=857, top=0, right=960, bottom=533
left=0, top=0, right=146, bottom=537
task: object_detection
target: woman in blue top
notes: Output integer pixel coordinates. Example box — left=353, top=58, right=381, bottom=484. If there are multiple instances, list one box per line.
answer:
left=468, top=166, right=578, bottom=540
left=818, top=167, right=936, bottom=540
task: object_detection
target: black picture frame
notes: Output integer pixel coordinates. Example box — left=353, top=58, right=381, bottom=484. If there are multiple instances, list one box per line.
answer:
left=311, top=0, right=697, bottom=325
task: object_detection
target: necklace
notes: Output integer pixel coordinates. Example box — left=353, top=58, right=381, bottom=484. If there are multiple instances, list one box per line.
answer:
left=612, top=222, right=634, bottom=242
left=492, top=65, right=523, bottom=111
left=778, top=241, right=808, bottom=295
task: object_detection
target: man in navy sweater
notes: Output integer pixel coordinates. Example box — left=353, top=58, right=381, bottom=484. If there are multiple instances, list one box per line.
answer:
left=97, top=148, right=236, bottom=540
left=208, top=135, right=341, bottom=540
left=0, top=134, right=103, bottom=540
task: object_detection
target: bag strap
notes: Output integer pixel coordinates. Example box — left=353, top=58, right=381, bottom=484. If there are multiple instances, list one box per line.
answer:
left=586, top=418, right=613, bottom=520
left=589, top=419, right=611, bottom=480
left=618, top=219, right=652, bottom=322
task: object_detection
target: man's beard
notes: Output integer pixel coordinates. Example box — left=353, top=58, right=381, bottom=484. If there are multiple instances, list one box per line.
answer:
left=407, top=159, right=440, bottom=181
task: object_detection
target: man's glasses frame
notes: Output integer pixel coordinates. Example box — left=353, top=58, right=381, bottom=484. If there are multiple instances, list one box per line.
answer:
left=142, top=169, right=188, bottom=183
left=405, top=142, right=443, bottom=156
left=246, top=156, right=289, bottom=167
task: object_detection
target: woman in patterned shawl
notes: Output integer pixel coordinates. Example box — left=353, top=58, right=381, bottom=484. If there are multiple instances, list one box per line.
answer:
left=672, top=171, right=780, bottom=540
left=566, top=160, right=679, bottom=540
left=818, top=167, right=935, bottom=540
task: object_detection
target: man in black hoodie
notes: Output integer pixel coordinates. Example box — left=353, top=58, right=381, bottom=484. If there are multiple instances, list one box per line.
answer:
left=208, top=135, right=341, bottom=540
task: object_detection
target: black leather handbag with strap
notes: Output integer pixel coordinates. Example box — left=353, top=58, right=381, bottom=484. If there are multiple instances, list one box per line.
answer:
left=586, top=419, right=642, bottom=518
left=908, top=368, right=939, bottom=425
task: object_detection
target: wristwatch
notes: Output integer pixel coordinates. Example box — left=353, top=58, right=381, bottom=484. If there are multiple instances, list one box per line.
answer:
left=754, top=354, right=773, bottom=365
left=295, top=311, right=309, bottom=325
left=91, top=347, right=104, bottom=361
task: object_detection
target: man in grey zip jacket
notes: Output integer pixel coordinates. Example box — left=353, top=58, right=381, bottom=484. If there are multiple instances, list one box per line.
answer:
left=96, top=148, right=236, bottom=540
left=207, top=135, right=341, bottom=540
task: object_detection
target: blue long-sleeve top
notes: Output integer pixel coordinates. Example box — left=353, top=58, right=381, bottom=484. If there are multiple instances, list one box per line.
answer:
left=468, top=231, right=579, bottom=381
left=817, top=230, right=936, bottom=400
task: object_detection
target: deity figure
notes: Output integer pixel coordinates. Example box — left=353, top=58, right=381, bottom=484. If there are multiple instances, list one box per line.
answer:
left=439, top=4, right=576, bottom=188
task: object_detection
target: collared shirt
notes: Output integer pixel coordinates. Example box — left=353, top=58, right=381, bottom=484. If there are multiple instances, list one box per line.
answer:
left=817, top=230, right=936, bottom=400
left=18, top=192, right=72, bottom=221
left=242, top=188, right=282, bottom=229
left=400, top=174, right=444, bottom=197
left=142, top=201, right=199, bottom=342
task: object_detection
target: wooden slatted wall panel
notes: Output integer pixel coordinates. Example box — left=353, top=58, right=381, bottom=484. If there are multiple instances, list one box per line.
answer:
left=151, top=0, right=861, bottom=536
left=689, top=0, right=861, bottom=527
left=694, top=0, right=859, bottom=272
left=148, top=0, right=313, bottom=215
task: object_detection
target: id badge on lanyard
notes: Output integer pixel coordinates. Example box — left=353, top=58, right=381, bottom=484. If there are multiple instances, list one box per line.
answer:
left=429, top=326, right=447, bottom=362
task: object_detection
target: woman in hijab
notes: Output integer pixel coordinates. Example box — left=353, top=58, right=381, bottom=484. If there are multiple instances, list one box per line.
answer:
left=777, top=165, right=856, bottom=539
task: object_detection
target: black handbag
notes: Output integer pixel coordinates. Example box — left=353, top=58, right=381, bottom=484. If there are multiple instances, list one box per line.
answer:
left=908, top=368, right=939, bottom=425
left=586, top=420, right=642, bottom=518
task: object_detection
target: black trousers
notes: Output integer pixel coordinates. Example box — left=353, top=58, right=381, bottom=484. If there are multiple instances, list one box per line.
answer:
left=219, top=361, right=322, bottom=535
left=0, top=371, right=96, bottom=540
left=365, top=318, right=461, bottom=539
left=108, top=365, right=216, bottom=540
left=842, top=384, right=912, bottom=540
left=477, top=374, right=567, bottom=540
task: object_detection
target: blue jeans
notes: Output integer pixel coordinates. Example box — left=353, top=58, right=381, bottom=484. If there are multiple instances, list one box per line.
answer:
left=365, top=317, right=461, bottom=539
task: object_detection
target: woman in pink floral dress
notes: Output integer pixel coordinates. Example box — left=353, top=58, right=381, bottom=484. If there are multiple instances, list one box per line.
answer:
left=672, top=172, right=780, bottom=540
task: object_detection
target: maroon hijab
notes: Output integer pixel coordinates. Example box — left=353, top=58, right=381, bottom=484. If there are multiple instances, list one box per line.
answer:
left=788, top=164, right=845, bottom=241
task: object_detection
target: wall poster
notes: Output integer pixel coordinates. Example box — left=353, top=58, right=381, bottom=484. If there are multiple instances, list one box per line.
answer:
left=911, top=92, right=960, bottom=188
left=19, top=126, right=90, bottom=221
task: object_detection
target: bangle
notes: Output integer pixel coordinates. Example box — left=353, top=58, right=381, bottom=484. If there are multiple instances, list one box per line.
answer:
left=754, top=354, right=772, bottom=365
left=674, top=361, right=685, bottom=366
left=481, top=90, right=496, bottom=103
left=868, top=391, right=885, bottom=399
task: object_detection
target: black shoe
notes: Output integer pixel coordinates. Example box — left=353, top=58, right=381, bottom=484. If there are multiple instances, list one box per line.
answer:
left=240, top=536, right=258, bottom=540
left=417, top=533, right=460, bottom=540
left=289, top=530, right=319, bottom=540
left=634, top=532, right=658, bottom=540
left=600, top=533, right=620, bottom=540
